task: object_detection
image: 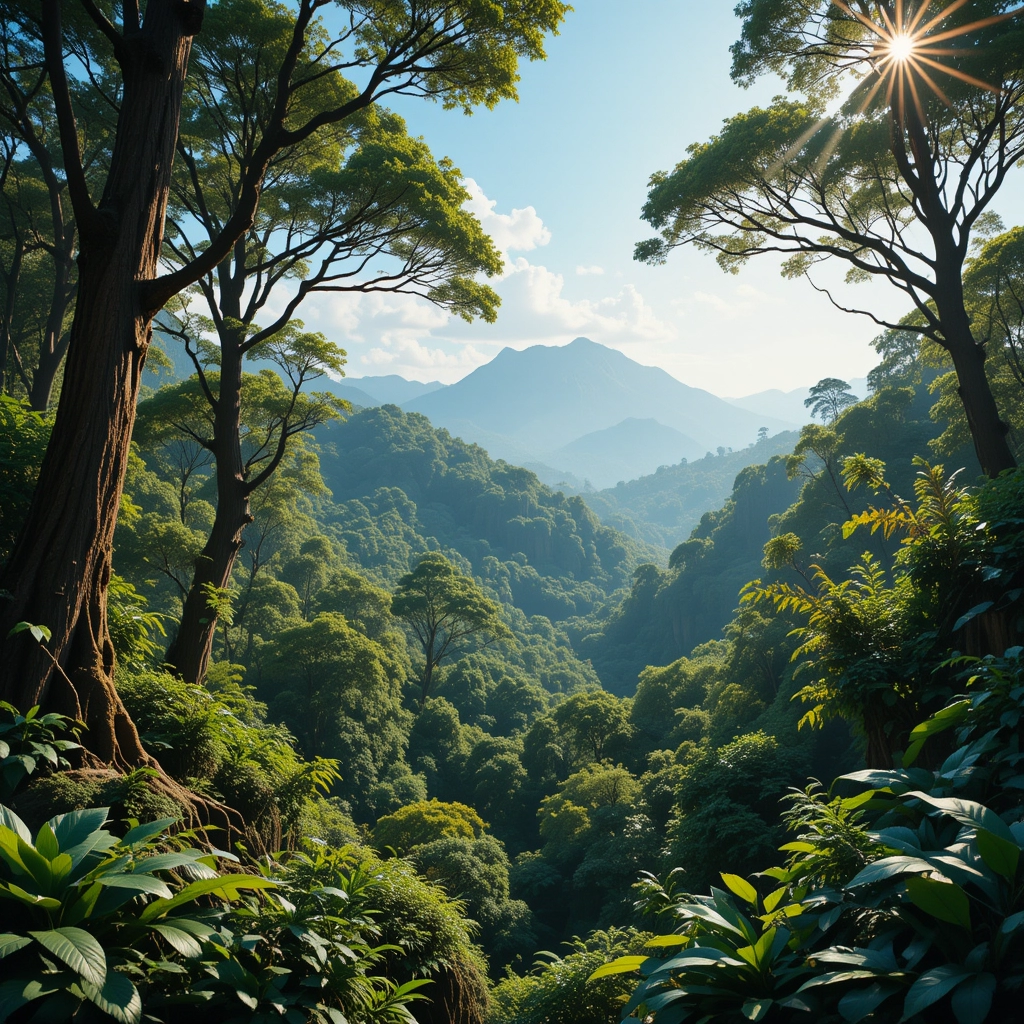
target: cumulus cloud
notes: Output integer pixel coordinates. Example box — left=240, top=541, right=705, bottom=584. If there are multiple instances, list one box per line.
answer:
left=462, top=177, right=550, bottom=261
left=288, top=184, right=677, bottom=382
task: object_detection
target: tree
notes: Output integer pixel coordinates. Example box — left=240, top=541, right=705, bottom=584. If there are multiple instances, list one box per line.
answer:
left=372, top=798, right=485, bottom=857
left=804, top=377, right=858, bottom=424
left=156, top=0, right=504, bottom=684
left=0, top=0, right=568, bottom=768
left=392, top=553, right=513, bottom=707
left=637, top=0, right=1024, bottom=476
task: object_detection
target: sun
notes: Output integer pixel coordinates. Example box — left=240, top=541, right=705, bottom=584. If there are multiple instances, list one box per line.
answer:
left=886, top=33, right=916, bottom=63
left=833, top=0, right=1024, bottom=121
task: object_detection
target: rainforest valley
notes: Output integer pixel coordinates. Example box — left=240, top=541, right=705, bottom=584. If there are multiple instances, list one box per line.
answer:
left=2, top=2, right=1024, bottom=1024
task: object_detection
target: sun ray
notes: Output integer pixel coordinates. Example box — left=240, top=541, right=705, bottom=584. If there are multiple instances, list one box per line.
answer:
left=905, top=0, right=935, bottom=36
left=916, top=0, right=973, bottom=38
left=908, top=58, right=952, bottom=107
left=914, top=52, right=1005, bottom=93
left=919, top=10, right=1024, bottom=46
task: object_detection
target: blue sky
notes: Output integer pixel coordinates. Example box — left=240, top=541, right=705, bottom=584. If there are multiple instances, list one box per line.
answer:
left=294, top=1, right=1024, bottom=395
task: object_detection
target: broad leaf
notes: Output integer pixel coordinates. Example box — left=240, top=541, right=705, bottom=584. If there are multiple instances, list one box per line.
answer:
left=902, top=965, right=971, bottom=1021
left=976, top=830, right=1020, bottom=881
left=905, top=793, right=1015, bottom=843
left=29, top=927, right=107, bottom=987
left=81, top=972, right=142, bottom=1024
left=50, top=808, right=111, bottom=853
left=950, top=972, right=996, bottom=1024
left=588, top=955, right=647, bottom=980
left=848, top=856, right=934, bottom=887
left=838, top=982, right=901, bottom=1023
left=721, top=873, right=758, bottom=906
left=0, top=933, right=31, bottom=959
left=905, top=876, right=971, bottom=930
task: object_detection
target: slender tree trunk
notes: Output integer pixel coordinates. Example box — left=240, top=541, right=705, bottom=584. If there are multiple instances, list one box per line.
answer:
left=27, top=254, right=75, bottom=411
left=0, top=1, right=202, bottom=767
left=164, top=336, right=251, bottom=683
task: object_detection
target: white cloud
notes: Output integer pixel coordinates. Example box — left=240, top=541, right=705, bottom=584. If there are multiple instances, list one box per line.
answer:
left=462, top=178, right=550, bottom=261
left=576, top=264, right=605, bottom=276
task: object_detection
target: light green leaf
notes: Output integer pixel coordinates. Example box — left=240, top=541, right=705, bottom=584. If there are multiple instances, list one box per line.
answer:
left=763, top=886, right=788, bottom=913
left=905, top=876, right=971, bottom=930
left=588, top=955, right=647, bottom=980
left=7, top=621, right=51, bottom=643
left=34, top=824, right=59, bottom=861
left=849, top=856, right=934, bottom=887
left=29, top=927, right=107, bottom=987
left=122, top=818, right=178, bottom=848
left=2, top=882, right=61, bottom=909
left=721, top=873, right=758, bottom=906
left=644, top=935, right=689, bottom=948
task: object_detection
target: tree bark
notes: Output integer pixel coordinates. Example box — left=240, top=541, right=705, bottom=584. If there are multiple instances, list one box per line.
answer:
left=0, top=0, right=203, bottom=768
left=164, top=336, right=251, bottom=683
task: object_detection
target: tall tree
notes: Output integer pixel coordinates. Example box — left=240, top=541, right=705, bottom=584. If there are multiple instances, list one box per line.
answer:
left=392, top=552, right=513, bottom=707
left=805, top=377, right=859, bottom=424
left=637, top=0, right=1024, bottom=477
left=0, top=0, right=567, bottom=768
left=153, top=0, right=503, bottom=683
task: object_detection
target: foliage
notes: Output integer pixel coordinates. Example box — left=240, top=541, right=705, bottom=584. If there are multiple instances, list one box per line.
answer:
left=0, top=803, right=274, bottom=1023
left=804, top=379, right=859, bottom=425
left=0, top=702, right=80, bottom=803
left=372, top=799, right=485, bottom=857
left=393, top=553, right=514, bottom=704
left=0, top=397, right=49, bottom=560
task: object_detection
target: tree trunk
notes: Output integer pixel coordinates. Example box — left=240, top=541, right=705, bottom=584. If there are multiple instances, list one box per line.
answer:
left=0, top=1, right=202, bottom=768
left=164, top=337, right=250, bottom=684
left=27, top=256, right=74, bottom=412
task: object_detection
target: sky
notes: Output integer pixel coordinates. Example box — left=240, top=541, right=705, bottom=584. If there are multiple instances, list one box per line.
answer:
left=295, top=0, right=1024, bottom=397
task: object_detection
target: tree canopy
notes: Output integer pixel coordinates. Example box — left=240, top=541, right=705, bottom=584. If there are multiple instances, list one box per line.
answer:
left=637, top=0, right=1024, bottom=475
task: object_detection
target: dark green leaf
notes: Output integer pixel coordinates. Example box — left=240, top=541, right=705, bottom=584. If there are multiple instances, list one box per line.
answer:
left=951, top=973, right=996, bottom=1024
left=905, top=876, right=971, bottom=930
left=29, top=927, right=107, bottom=988
left=902, top=965, right=971, bottom=1021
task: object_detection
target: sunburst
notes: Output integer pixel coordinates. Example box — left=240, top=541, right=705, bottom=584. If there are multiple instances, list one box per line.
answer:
left=833, top=0, right=1024, bottom=121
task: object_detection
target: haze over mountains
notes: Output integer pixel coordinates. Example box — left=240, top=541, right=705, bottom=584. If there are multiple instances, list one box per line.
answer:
left=399, top=338, right=794, bottom=486
left=152, top=334, right=864, bottom=491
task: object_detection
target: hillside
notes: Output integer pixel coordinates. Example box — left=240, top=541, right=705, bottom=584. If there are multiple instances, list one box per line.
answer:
left=315, top=405, right=652, bottom=618
left=583, top=429, right=800, bottom=549
left=575, top=380, right=981, bottom=693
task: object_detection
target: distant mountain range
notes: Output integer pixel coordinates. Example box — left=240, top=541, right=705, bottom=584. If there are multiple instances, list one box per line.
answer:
left=148, top=332, right=866, bottom=491
left=401, top=338, right=795, bottom=487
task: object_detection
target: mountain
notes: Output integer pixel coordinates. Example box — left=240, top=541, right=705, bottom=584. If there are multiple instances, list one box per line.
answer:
left=552, top=417, right=700, bottom=489
left=348, top=374, right=445, bottom=405
left=726, top=377, right=869, bottom=424
left=403, top=338, right=791, bottom=474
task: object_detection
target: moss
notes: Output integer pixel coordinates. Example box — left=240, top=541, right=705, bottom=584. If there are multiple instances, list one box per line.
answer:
left=12, top=769, right=183, bottom=834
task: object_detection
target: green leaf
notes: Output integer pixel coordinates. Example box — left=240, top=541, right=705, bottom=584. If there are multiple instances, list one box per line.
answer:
left=0, top=977, right=61, bottom=1020
left=0, top=806, right=32, bottom=844
left=905, top=793, right=1015, bottom=843
left=721, top=873, right=758, bottom=906
left=976, top=829, right=1020, bottom=881
left=849, top=856, right=934, bottom=887
left=150, top=924, right=203, bottom=959
left=588, top=955, right=647, bottom=980
left=905, top=876, right=971, bottom=930
left=29, top=927, right=107, bottom=987
left=7, top=621, right=52, bottom=643
left=139, top=874, right=276, bottom=922
left=1, top=882, right=61, bottom=909
left=644, top=935, right=689, bottom=948
left=0, top=933, right=32, bottom=959
left=34, top=824, right=59, bottom=861
left=902, top=965, right=971, bottom=1021
left=81, top=972, right=142, bottom=1024
left=951, top=973, right=996, bottom=1024
left=763, top=886, right=788, bottom=913
left=98, top=874, right=173, bottom=899
left=903, top=701, right=970, bottom=766
left=122, top=818, right=178, bottom=848
left=50, top=808, right=111, bottom=852
left=838, top=982, right=901, bottom=1023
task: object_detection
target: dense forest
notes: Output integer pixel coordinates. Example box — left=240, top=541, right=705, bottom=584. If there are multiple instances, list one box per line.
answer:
left=2, top=2, right=1024, bottom=1024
